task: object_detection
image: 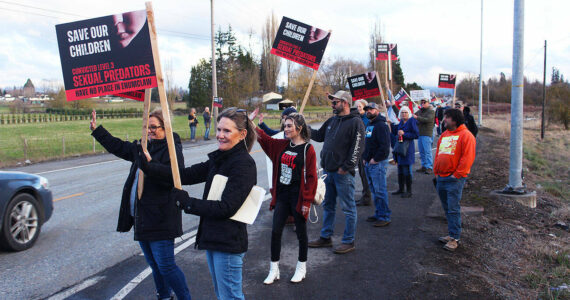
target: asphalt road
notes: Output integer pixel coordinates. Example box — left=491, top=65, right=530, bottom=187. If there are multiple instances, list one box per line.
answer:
left=1, top=125, right=442, bottom=300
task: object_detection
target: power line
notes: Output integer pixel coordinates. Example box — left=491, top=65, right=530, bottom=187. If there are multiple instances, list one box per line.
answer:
left=0, top=0, right=85, bottom=17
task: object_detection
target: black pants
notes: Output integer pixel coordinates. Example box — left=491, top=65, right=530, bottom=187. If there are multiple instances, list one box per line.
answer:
left=358, top=158, right=371, bottom=199
left=271, top=198, right=308, bottom=262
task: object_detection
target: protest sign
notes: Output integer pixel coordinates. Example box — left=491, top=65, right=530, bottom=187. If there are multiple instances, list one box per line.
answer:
left=410, top=89, right=431, bottom=101
left=270, top=16, right=330, bottom=70
left=55, top=10, right=157, bottom=101
left=438, top=74, right=456, bottom=89
left=213, top=97, right=223, bottom=108
left=348, top=72, right=381, bottom=101
left=376, top=43, right=398, bottom=61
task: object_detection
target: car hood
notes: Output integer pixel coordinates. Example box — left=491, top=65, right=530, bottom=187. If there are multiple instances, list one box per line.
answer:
left=0, top=171, right=41, bottom=181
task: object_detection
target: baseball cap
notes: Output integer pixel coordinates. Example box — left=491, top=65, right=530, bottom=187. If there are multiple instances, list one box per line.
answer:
left=364, top=102, right=380, bottom=110
left=327, top=90, right=352, bottom=102
left=454, top=101, right=464, bottom=107
left=281, top=106, right=297, bottom=117
left=420, top=98, right=428, bottom=103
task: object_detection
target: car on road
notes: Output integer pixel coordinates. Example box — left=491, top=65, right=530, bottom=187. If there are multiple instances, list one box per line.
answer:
left=0, top=171, right=53, bottom=251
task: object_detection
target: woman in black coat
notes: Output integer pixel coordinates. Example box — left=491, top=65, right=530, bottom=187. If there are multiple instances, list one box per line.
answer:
left=90, top=109, right=191, bottom=300
left=144, top=107, right=257, bottom=300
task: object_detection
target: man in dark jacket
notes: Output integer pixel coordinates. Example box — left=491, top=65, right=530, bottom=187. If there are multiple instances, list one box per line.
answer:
left=462, top=105, right=478, bottom=137
left=307, top=90, right=365, bottom=254
left=414, top=99, right=436, bottom=174
left=361, top=102, right=392, bottom=227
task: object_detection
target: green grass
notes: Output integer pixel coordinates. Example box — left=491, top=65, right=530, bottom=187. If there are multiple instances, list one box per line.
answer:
left=0, top=116, right=281, bottom=167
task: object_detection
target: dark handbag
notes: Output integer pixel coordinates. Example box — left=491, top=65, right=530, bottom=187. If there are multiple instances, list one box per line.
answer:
left=393, top=140, right=410, bottom=157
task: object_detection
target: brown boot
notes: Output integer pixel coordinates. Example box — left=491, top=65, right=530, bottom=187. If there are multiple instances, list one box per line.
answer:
left=333, top=242, right=355, bottom=254
left=308, top=237, right=332, bottom=248
left=443, top=239, right=459, bottom=251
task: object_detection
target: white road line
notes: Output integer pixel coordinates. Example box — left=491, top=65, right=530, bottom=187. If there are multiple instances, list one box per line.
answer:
left=46, top=276, right=105, bottom=300
left=111, top=236, right=196, bottom=300
left=36, top=159, right=121, bottom=175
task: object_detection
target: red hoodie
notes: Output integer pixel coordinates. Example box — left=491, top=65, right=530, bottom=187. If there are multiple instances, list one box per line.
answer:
left=434, top=124, right=476, bottom=178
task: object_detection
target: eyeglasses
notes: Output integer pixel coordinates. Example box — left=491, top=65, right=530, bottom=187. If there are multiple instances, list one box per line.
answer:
left=147, top=125, right=163, bottom=131
left=331, top=100, right=340, bottom=106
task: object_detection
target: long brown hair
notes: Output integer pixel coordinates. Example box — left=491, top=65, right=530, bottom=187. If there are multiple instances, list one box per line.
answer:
left=285, top=113, right=310, bottom=142
left=217, top=107, right=257, bottom=152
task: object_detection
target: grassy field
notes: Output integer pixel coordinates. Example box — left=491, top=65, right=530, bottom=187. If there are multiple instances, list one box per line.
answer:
left=0, top=116, right=281, bottom=167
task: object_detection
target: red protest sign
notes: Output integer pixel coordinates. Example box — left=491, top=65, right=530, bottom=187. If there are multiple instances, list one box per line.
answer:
left=348, top=72, right=381, bottom=101
left=270, top=17, right=330, bottom=70
left=213, top=97, right=223, bottom=108
left=376, top=43, right=398, bottom=61
left=55, top=10, right=157, bottom=101
left=438, top=74, right=456, bottom=89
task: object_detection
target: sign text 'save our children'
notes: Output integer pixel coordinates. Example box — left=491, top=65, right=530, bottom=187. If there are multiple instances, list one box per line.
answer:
left=438, top=73, right=457, bottom=89
left=270, top=16, right=331, bottom=70
left=376, top=43, right=398, bottom=61
left=347, top=72, right=381, bottom=101
left=55, top=10, right=157, bottom=101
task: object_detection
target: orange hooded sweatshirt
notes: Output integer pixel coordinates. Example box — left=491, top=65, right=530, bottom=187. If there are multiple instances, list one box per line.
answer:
left=434, top=124, right=476, bottom=178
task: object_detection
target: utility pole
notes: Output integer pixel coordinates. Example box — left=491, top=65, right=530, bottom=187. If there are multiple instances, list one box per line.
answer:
left=478, top=0, right=484, bottom=126
left=506, top=0, right=525, bottom=192
left=210, top=0, right=218, bottom=129
left=541, top=40, right=547, bottom=140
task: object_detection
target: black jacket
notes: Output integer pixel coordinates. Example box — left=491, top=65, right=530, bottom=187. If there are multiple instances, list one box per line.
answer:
left=463, top=107, right=478, bottom=137
left=157, top=141, right=256, bottom=254
left=310, top=108, right=365, bottom=176
left=91, top=125, right=184, bottom=241
left=362, top=114, right=391, bottom=163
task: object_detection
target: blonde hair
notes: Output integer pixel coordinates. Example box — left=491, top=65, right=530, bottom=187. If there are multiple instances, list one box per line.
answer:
left=354, top=99, right=368, bottom=109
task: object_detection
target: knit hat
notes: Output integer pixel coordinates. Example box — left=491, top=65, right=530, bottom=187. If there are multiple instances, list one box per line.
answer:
left=281, top=106, right=297, bottom=117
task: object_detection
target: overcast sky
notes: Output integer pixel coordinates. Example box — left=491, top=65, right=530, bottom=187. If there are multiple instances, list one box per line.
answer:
left=0, top=0, right=568, bottom=92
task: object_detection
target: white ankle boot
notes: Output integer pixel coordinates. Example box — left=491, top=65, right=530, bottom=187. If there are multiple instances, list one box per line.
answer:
left=263, top=261, right=280, bottom=284
left=290, top=261, right=306, bottom=283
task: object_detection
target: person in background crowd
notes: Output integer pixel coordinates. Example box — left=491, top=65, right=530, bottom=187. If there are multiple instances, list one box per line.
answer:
left=435, top=102, right=444, bottom=136
left=354, top=99, right=372, bottom=206
left=90, top=109, right=191, bottom=300
left=307, top=90, right=364, bottom=254
left=461, top=104, right=479, bottom=138
left=361, top=102, right=392, bottom=227
left=434, top=108, right=476, bottom=252
left=250, top=110, right=317, bottom=285
left=414, top=99, right=436, bottom=174
left=147, top=107, right=257, bottom=300
left=258, top=107, right=298, bottom=136
left=188, top=108, right=198, bottom=142
left=391, top=106, right=419, bottom=198
left=203, top=107, right=211, bottom=140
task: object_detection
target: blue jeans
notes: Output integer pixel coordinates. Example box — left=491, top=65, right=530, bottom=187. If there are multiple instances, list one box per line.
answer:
left=365, top=159, right=390, bottom=221
left=418, top=136, right=433, bottom=169
left=321, top=171, right=357, bottom=244
left=436, top=175, right=467, bottom=240
left=190, top=125, right=197, bottom=140
left=204, top=126, right=210, bottom=139
left=139, top=240, right=191, bottom=300
left=206, top=250, right=245, bottom=300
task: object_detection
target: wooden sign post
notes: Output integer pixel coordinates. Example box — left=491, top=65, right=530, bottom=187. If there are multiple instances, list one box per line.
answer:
left=388, top=50, right=393, bottom=92
left=146, top=2, right=182, bottom=189
left=299, top=69, right=318, bottom=114
left=375, top=71, right=387, bottom=112
left=137, top=89, right=152, bottom=198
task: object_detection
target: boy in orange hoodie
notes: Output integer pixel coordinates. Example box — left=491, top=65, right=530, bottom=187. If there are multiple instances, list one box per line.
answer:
left=434, top=108, right=476, bottom=251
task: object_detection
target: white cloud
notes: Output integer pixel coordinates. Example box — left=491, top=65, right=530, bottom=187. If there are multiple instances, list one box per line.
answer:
left=0, top=0, right=568, bottom=92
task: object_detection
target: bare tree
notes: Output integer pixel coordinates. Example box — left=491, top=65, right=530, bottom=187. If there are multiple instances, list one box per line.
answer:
left=260, top=12, right=281, bottom=92
left=369, top=19, right=386, bottom=88
left=321, top=57, right=367, bottom=91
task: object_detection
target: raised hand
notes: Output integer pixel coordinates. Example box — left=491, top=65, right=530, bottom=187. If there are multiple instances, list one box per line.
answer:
left=89, top=109, right=97, bottom=131
left=248, top=107, right=259, bottom=121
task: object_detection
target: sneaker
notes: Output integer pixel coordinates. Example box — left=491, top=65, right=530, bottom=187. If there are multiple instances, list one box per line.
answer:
left=424, top=168, right=433, bottom=174
left=373, top=220, right=391, bottom=227
left=415, top=167, right=426, bottom=173
left=438, top=236, right=454, bottom=244
left=366, top=216, right=378, bottom=222
left=333, top=242, right=355, bottom=254
left=443, top=239, right=459, bottom=251
left=308, top=237, right=332, bottom=248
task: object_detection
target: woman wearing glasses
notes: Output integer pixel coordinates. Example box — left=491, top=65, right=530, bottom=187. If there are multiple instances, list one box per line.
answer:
left=90, top=109, right=191, bottom=300
left=391, top=106, right=419, bottom=198
left=249, top=109, right=317, bottom=284
left=142, top=107, right=257, bottom=300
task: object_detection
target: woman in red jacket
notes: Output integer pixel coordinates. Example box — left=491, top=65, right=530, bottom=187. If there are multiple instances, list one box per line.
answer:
left=251, top=110, right=318, bottom=284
